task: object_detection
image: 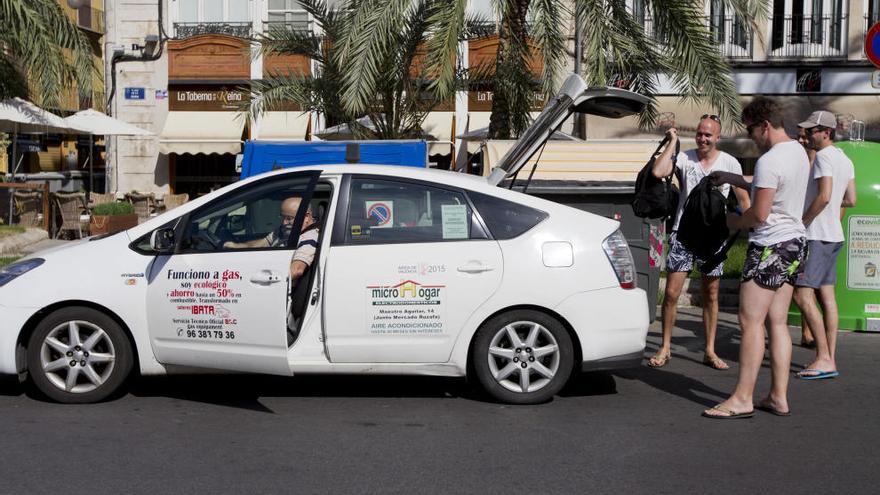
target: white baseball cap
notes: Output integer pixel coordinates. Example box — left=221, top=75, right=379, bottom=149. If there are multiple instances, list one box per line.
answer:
left=799, top=110, right=837, bottom=129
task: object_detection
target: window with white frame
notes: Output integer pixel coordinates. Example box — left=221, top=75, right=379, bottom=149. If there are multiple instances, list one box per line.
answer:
left=177, top=0, right=251, bottom=22
left=708, top=0, right=749, bottom=52
left=267, top=0, right=310, bottom=31
left=174, top=0, right=252, bottom=37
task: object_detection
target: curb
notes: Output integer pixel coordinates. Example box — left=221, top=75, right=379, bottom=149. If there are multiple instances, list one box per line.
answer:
left=0, top=228, right=49, bottom=256
left=659, top=277, right=740, bottom=309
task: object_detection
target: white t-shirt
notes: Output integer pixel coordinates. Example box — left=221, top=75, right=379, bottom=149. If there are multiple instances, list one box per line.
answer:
left=804, top=146, right=855, bottom=242
left=749, top=140, right=810, bottom=245
left=671, top=149, right=742, bottom=231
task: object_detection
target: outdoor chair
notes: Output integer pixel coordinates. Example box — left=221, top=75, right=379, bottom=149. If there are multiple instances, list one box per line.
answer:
left=160, top=193, right=189, bottom=212
left=51, top=192, right=88, bottom=239
left=126, top=191, right=155, bottom=223
left=13, top=190, right=42, bottom=227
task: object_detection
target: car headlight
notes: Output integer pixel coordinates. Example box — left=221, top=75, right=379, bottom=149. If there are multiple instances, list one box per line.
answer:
left=0, top=258, right=45, bottom=288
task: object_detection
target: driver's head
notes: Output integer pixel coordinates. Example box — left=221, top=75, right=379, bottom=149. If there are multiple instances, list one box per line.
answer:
left=279, top=197, right=315, bottom=237
left=280, top=197, right=302, bottom=226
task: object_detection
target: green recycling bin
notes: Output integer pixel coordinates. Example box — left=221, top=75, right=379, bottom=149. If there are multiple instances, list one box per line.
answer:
left=789, top=140, right=880, bottom=332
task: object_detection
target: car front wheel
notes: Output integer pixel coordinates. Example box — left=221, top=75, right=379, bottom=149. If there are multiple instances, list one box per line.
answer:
left=27, top=307, right=133, bottom=403
left=471, top=310, right=574, bottom=404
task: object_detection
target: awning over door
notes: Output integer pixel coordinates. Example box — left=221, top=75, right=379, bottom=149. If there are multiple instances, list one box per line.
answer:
left=257, top=111, right=311, bottom=141
left=159, top=111, right=245, bottom=155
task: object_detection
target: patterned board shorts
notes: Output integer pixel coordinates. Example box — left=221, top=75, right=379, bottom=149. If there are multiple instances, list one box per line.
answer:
left=741, top=237, right=807, bottom=290
left=666, top=232, right=724, bottom=277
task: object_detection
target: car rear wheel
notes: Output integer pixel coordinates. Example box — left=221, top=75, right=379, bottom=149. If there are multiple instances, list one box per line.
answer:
left=471, top=310, right=573, bottom=404
left=27, top=307, right=133, bottom=403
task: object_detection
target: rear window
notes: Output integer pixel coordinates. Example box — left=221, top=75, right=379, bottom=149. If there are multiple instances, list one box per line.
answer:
left=469, top=191, right=548, bottom=240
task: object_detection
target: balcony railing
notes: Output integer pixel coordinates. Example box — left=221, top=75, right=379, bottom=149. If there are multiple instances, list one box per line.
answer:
left=263, top=19, right=314, bottom=34
left=768, top=15, right=848, bottom=59
left=641, top=16, right=753, bottom=60
left=174, top=22, right=253, bottom=39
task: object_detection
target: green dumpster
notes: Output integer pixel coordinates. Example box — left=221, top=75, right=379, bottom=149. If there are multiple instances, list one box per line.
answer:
left=789, top=140, right=880, bottom=332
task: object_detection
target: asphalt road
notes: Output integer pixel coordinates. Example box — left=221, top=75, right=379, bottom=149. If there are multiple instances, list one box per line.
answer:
left=1, top=308, right=877, bottom=494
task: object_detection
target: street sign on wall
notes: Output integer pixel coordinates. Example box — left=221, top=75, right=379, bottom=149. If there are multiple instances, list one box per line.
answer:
left=124, top=87, right=146, bottom=100
left=866, top=22, right=880, bottom=68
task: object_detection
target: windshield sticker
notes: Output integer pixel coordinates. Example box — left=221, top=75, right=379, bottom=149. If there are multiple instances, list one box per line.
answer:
left=166, top=269, right=242, bottom=340
left=441, top=204, right=468, bottom=239
left=366, top=200, right=394, bottom=228
left=366, top=280, right=444, bottom=335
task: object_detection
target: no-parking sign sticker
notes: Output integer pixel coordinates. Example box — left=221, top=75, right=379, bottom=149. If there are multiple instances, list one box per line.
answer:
left=366, top=201, right=394, bottom=228
left=867, top=22, right=880, bottom=68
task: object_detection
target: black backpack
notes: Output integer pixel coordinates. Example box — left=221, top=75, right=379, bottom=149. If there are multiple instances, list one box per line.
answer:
left=677, top=176, right=729, bottom=260
left=631, top=137, right=680, bottom=219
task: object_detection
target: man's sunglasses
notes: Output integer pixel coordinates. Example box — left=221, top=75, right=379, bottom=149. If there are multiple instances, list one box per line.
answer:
left=745, top=122, right=762, bottom=134
left=701, top=114, right=721, bottom=122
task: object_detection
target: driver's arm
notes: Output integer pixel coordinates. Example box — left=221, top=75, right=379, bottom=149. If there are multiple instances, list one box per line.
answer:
left=224, top=236, right=270, bottom=249
left=290, top=260, right=308, bottom=280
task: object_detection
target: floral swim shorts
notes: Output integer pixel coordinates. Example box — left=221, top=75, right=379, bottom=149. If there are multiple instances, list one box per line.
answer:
left=741, top=237, right=807, bottom=290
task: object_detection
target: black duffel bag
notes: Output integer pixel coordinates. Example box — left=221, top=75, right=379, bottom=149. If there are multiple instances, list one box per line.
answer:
left=631, top=137, right=680, bottom=220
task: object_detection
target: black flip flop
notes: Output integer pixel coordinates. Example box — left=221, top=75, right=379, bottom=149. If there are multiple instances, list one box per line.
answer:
left=702, top=405, right=754, bottom=419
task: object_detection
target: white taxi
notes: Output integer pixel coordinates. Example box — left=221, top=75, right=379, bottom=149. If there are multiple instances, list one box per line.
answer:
left=0, top=75, right=651, bottom=404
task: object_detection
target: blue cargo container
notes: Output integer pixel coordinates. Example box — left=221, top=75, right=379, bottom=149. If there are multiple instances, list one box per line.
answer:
left=239, top=140, right=428, bottom=179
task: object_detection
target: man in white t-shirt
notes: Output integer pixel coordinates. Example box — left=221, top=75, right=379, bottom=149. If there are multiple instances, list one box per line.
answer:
left=792, top=111, right=857, bottom=380
left=703, top=96, right=810, bottom=419
left=647, top=116, right=751, bottom=370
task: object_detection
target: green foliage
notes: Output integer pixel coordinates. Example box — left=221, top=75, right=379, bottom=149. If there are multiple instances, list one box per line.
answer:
left=0, top=0, right=97, bottom=108
left=92, top=202, right=134, bottom=216
left=340, top=0, right=769, bottom=137
left=244, top=0, right=463, bottom=139
left=0, top=256, right=20, bottom=267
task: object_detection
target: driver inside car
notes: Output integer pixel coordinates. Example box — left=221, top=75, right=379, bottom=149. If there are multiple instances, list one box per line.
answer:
left=223, top=197, right=319, bottom=280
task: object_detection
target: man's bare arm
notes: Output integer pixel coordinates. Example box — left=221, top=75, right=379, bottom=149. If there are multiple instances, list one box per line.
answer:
left=651, top=129, right=678, bottom=179
left=802, top=176, right=832, bottom=227
left=841, top=178, right=856, bottom=208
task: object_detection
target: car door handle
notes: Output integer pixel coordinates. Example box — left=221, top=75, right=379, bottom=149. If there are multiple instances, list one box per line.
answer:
left=457, top=262, right=494, bottom=274
left=250, top=270, right=282, bottom=285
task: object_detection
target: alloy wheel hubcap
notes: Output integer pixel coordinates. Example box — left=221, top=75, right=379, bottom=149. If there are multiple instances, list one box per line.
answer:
left=40, top=320, right=116, bottom=394
left=487, top=321, right=560, bottom=394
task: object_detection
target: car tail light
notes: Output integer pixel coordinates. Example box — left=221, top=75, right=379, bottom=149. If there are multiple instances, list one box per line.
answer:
left=601, top=230, right=636, bottom=289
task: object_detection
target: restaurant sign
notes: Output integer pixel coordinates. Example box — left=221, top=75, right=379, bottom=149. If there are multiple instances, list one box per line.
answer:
left=169, top=87, right=246, bottom=111
left=468, top=90, right=546, bottom=112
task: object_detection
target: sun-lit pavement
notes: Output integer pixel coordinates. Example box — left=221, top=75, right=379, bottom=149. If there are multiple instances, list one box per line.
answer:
left=0, top=308, right=877, bottom=493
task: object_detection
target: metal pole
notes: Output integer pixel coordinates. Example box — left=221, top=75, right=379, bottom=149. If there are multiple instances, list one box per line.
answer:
left=88, top=134, right=94, bottom=204
left=8, top=126, right=17, bottom=225
left=573, top=2, right=587, bottom=140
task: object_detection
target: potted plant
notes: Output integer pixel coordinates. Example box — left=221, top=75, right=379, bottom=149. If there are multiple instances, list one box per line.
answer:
left=89, top=201, right=138, bottom=235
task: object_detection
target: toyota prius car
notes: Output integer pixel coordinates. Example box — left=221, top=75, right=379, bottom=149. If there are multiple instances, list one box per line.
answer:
left=0, top=75, right=651, bottom=404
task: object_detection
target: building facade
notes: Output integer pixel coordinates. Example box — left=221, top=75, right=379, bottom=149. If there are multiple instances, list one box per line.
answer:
left=104, top=0, right=880, bottom=196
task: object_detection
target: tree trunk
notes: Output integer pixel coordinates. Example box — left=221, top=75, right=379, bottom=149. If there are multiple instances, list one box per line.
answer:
left=488, top=0, right=530, bottom=140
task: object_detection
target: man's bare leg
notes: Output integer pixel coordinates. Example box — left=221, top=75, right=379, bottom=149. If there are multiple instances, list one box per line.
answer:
left=761, top=283, right=794, bottom=413
left=818, top=285, right=840, bottom=363
left=700, top=275, right=727, bottom=369
left=703, top=280, right=774, bottom=416
left=793, top=287, right=835, bottom=373
left=650, top=271, right=687, bottom=366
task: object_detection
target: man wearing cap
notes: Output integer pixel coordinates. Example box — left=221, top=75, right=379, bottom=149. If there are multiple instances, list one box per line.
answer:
left=793, top=110, right=857, bottom=380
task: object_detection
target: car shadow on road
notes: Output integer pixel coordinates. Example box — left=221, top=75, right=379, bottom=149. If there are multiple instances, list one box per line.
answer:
left=128, top=374, right=474, bottom=411
left=0, top=375, right=24, bottom=397
left=558, top=371, right=618, bottom=397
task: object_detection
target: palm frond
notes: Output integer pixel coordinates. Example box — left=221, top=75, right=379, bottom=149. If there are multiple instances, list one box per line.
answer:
left=528, top=0, right=568, bottom=97
left=424, top=0, right=467, bottom=101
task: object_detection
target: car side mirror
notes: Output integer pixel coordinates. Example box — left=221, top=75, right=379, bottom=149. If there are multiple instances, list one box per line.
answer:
left=150, top=227, right=176, bottom=253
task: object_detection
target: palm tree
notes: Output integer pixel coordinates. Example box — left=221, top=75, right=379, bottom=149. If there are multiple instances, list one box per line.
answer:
left=0, top=0, right=96, bottom=109
left=245, top=0, right=469, bottom=140
left=337, top=0, right=768, bottom=138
